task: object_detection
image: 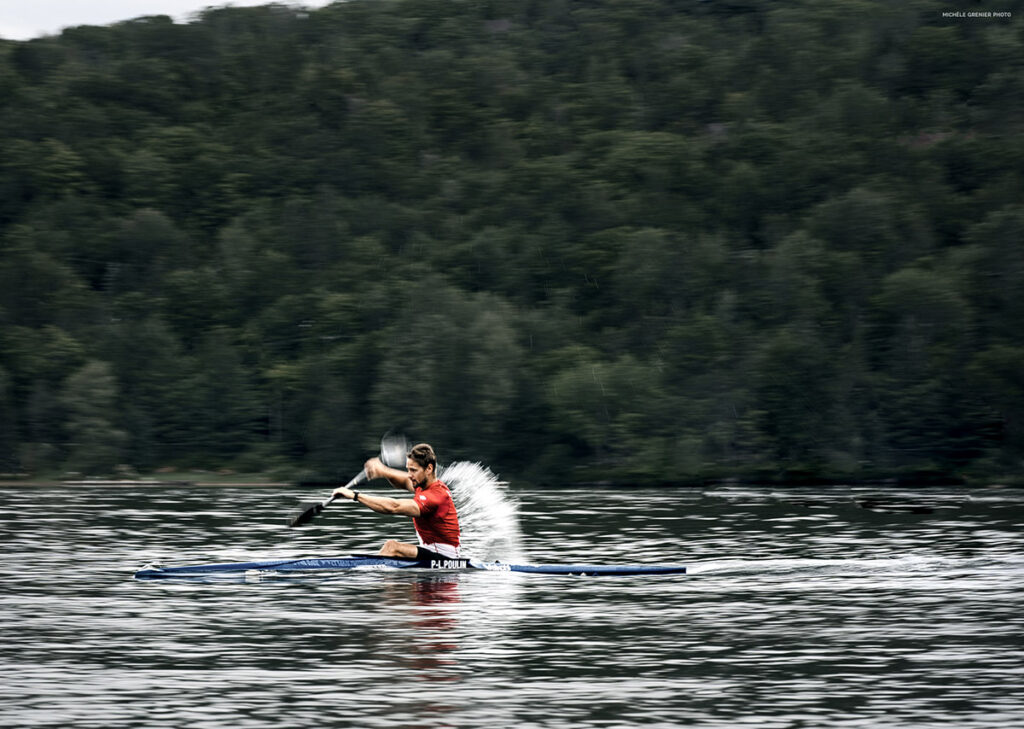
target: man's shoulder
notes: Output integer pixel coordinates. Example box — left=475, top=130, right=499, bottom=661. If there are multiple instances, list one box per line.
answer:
left=420, top=480, right=452, bottom=502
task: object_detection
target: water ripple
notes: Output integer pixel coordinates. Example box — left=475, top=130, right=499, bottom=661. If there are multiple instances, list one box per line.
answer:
left=1, top=485, right=1023, bottom=728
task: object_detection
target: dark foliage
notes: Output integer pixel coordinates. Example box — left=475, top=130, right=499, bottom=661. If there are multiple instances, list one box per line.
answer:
left=1, top=0, right=1022, bottom=483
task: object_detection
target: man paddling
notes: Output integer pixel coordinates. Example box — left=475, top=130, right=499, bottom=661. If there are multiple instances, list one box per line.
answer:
left=332, top=442, right=461, bottom=560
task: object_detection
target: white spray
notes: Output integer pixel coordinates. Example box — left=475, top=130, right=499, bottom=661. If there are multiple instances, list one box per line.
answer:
left=439, top=461, right=525, bottom=562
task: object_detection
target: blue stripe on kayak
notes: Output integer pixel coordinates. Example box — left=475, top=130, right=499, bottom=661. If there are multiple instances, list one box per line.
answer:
left=506, top=563, right=688, bottom=575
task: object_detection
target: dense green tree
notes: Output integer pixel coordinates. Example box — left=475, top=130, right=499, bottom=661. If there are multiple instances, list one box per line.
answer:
left=959, top=206, right=1024, bottom=344
left=181, top=327, right=263, bottom=464
left=0, top=366, right=18, bottom=471
left=967, top=346, right=1024, bottom=463
left=0, top=0, right=1021, bottom=483
left=60, top=360, right=126, bottom=475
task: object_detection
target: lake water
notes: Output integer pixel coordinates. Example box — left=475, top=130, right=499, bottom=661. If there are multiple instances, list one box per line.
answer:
left=2, top=479, right=1023, bottom=728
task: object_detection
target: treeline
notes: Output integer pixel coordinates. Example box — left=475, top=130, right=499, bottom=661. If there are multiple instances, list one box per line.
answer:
left=1, top=0, right=1023, bottom=484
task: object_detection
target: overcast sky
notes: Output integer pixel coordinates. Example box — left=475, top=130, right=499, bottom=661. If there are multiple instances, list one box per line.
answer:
left=1, top=1, right=335, bottom=41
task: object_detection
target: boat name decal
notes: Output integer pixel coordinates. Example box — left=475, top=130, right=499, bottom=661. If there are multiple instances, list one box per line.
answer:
left=430, top=559, right=469, bottom=569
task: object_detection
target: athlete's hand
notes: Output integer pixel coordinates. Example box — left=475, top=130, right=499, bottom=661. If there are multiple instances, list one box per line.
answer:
left=364, top=457, right=383, bottom=479
left=333, top=486, right=354, bottom=500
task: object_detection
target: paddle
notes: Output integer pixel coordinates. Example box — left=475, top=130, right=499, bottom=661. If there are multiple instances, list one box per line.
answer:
left=287, top=433, right=408, bottom=528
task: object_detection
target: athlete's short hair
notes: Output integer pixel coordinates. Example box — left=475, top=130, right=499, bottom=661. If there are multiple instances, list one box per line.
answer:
left=408, top=443, right=437, bottom=470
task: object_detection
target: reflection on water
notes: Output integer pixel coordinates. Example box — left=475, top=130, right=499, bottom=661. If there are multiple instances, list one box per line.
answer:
left=390, top=576, right=463, bottom=680
left=1, top=484, right=1023, bottom=728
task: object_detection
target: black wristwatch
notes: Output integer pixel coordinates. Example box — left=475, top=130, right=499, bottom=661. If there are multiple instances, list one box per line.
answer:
left=351, top=490, right=360, bottom=502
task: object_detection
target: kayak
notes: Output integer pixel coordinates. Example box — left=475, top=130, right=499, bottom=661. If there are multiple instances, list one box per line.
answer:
left=133, top=554, right=688, bottom=580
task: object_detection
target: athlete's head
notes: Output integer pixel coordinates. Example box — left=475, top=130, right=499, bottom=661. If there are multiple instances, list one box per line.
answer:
left=406, top=443, right=437, bottom=486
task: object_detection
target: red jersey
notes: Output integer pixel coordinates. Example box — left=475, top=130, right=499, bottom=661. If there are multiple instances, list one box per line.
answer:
left=412, top=479, right=460, bottom=548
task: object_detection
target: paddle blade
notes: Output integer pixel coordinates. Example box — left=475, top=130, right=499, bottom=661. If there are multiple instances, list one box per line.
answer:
left=288, top=501, right=324, bottom=528
left=380, top=433, right=408, bottom=468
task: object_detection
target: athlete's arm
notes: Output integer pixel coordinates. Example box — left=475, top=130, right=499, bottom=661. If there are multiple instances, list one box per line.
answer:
left=364, top=457, right=415, bottom=492
left=333, top=486, right=421, bottom=516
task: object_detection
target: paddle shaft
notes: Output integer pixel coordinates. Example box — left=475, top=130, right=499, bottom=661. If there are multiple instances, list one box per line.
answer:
left=322, top=469, right=367, bottom=508
left=288, top=469, right=367, bottom=527
left=288, top=433, right=407, bottom=527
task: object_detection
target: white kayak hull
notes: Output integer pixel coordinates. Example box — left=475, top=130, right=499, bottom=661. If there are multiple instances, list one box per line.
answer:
left=134, top=554, right=687, bottom=579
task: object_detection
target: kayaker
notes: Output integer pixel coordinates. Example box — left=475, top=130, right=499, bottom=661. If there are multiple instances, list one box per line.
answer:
left=332, top=442, right=461, bottom=560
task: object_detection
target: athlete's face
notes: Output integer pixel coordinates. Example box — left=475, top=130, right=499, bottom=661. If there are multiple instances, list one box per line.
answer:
left=406, top=458, right=433, bottom=488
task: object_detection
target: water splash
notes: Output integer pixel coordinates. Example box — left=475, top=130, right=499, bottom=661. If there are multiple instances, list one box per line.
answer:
left=440, top=461, right=525, bottom=562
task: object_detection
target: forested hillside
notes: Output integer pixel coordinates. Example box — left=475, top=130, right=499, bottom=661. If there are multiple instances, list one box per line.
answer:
left=1, top=0, right=1022, bottom=484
